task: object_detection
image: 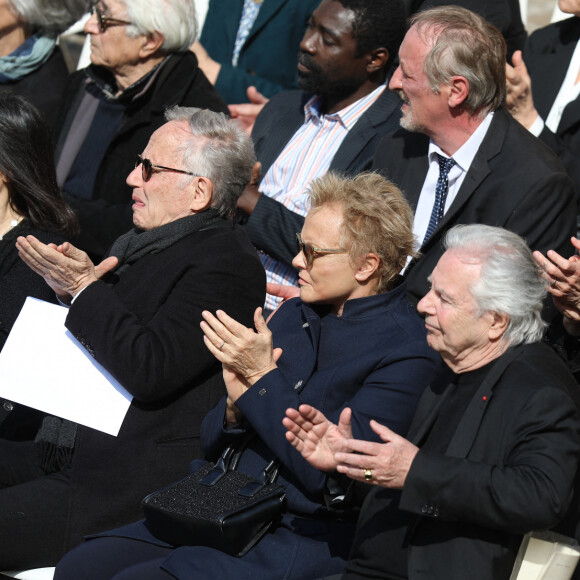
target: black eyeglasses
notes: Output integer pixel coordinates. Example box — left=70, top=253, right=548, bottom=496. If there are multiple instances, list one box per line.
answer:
left=135, top=155, right=200, bottom=182
left=90, top=2, right=132, bottom=33
left=296, top=233, right=347, bottom=270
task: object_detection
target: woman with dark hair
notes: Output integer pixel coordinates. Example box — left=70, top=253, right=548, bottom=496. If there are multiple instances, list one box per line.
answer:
left=0, top=91, right=77, bottom=458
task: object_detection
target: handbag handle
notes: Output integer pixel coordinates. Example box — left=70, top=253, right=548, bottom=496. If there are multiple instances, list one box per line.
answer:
left=200, top=432, right=280, bottom=490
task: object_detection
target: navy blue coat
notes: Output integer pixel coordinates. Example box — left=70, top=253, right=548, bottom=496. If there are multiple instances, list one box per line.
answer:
left=88, top=284, right=439, bottom=579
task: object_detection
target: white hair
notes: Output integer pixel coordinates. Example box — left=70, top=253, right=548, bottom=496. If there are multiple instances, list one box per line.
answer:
left=9, top=0, right=87, bottom=36
left=443, top=224, right=547, bottom=346
left=122, top=0, right=197, bottom=53
left=164, top=107, right=256, bottom=217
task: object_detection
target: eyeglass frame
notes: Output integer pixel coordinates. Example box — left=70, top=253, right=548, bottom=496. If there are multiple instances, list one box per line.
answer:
left=135, top=155, right=201, bottom=182
left=296, top=232, right=348, bottom=270
left=90, top=2, right=132, bottom=33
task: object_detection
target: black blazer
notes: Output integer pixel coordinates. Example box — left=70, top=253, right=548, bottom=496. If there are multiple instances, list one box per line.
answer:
left=372, top=108, right=577, bottom=308
left=245, top=87, right=403, bottom=266
left=524, top=16, right=580, bottom=199
left=347, top=342, right=580, bottom=579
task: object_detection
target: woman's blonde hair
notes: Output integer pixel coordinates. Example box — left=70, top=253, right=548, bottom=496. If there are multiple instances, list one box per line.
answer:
left=308, top=172, right=415, bottom=292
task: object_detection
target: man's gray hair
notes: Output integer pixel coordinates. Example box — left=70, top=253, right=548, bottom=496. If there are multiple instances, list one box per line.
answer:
left=444, top=224, right=547, bottom=346
left=123, top=0, right=197, bottom=52
left=164, top=107, right=256, bottom=217
left=10, top=0, right=87, bottom=36
left=410, top=6, right=506, bottom=117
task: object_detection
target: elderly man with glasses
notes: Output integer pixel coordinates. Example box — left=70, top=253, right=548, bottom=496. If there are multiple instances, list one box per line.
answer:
left=54, top=0, right=228, bottom=262
left=0, top=107, right=265, bottom=570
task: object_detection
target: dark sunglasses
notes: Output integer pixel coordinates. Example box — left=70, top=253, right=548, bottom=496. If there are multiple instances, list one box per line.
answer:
left=296, top=232, right=347, bottom=270
left=135, top=155, right=199, bottom=182
left=90, top=2, right=132, bottom=33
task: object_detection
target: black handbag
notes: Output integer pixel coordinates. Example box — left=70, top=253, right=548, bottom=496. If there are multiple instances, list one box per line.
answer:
left=142, top=435, right=287, bottom=557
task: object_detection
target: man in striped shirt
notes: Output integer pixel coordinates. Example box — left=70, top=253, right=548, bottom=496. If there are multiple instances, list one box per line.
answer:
left=236, top=0, right=407, bottom=311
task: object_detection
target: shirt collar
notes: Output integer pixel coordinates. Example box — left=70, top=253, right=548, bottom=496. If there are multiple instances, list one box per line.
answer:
left=303, top=83, right=387, bottom=130
left=428, top=111, right=494, bottom=172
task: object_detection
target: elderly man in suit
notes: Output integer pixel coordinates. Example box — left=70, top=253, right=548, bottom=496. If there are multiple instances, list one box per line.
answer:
left=237, top=0, right=407, bottom=311
left=0, top=107, right=265, bottom=569
left=371, top=6, right=576, bottom=312
left=285, top=224, right=580, bottom=580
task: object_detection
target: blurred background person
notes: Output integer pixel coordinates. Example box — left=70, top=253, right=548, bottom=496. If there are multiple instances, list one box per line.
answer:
left=54, top=0, right=228, bottom=262
left=54, top=172, right=440, bottom=580
left=192, top=0, right=319, bottom=105
left=0, top=0, right=86, bottom=128
left=506, top=0, right=580, bottom=205
left=0, top=92, right=78, bottom=467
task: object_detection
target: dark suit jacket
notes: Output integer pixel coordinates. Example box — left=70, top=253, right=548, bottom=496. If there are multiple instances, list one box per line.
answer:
left=54, top=52, right=229, bottom=261
left=347, top=342, right=580, bottom=580
left=524, top=16, right=580, bottom=199
left=200, top=0, right=318, bottom=103
left=246, top=88, right=403, bottom=266
left=32, top=221, right=265, bottom=553
left=372, top=108, right=577, bottom=308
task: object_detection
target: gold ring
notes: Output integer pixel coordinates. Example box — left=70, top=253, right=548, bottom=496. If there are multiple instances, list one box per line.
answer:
left=219, top=340, right=225, bottom=350
left=363, top=468, right=372, bottom=481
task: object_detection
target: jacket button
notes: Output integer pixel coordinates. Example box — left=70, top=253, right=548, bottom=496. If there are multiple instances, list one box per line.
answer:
left=259, top=388, right=266, bottom=396
left=421, top=505, right=428, bottom=514
left=3, top=401, right=13, bottom=412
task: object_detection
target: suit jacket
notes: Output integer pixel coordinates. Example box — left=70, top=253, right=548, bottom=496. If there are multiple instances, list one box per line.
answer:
left=346, top=342, right=580, bottom=579
left=96, top=283, right=440, bottom=579
left=200, top=0, right=319, bottom=103
left=246, top=88, right=403, bottom=266
left=524, top=16, right=580, bottom=199
left=54, top=52, right=229, bottom=261
left=372, top=108, right=577, bottom=308
left=57, top=221, right=265, bottom=550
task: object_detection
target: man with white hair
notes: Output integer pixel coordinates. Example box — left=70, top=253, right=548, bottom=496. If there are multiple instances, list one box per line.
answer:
left=54, top=0, right=229, bottom=261
left=285, top=224, right=580, bottom=579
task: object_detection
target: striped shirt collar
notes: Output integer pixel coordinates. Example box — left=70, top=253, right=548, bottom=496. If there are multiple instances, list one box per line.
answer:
left=304, top=82, right=387, bottom=130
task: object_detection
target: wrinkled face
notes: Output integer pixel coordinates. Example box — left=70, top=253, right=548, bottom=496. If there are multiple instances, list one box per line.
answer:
left=297, top=0, right=368, bottom=100
left=292, top=203, right=364, bottom=316
left=389, top=25, right=447, bottom=135
left=558, top=0, right=580, bottom=15
left=417, top=250, right=495, bottom=369
left=126, top=120, right=198, bottom=231
left=84, top=0, right=143, bottom=76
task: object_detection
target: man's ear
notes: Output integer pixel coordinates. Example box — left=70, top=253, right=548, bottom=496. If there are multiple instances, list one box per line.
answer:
left=488, top=310, right=510, bottom=341
left=139, top=31, right=164, bottom=59
left=366, top=47, right=389, bottom=74
left=355, top=252, right=380, bottom=283
left=189, top=176, right=213, bottom=212
left=447, top=76, right=469, bottom=108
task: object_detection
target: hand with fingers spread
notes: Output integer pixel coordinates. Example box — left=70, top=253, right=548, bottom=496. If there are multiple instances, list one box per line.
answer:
left=333, top=420, right=419, bottom=489
left=228, top=86, right=269, bottom=134
left=201, top=306, right=283, bottom=393
left=283, top=405, right=353, bottom=472
left=16, top=235, right=118, bottom=301
left=533, top=237, right=580, bottom=333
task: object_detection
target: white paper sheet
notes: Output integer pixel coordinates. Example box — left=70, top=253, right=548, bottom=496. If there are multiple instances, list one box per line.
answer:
left=0, top=297, right=132, bottom=436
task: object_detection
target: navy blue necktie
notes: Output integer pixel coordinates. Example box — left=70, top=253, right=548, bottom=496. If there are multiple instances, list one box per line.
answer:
left=424, top=154, right=456, bottom=243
